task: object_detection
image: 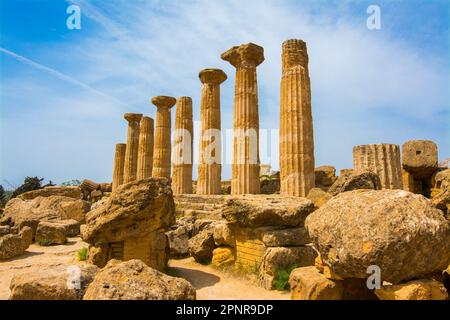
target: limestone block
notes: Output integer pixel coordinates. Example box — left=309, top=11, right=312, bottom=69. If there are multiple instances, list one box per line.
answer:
left=375, top=279, right=448, bottom=300
left=402, top=140, right=438, bottom=179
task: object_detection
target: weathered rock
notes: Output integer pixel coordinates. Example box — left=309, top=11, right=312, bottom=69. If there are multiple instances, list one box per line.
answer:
left=262, top=227, right=310, bottom=247
left=213, top=223, right=236, bottom=247
left=35, top=222, right=67, bottom=245
left=188, top=230, right=215, bottom=264
left=305, top=189, right=450, bottom=284
left=166, top=225, right=190, bottom=258
left=19, top=226, right=33, bottom=250
left=328, top=171, right=382, bottom=196
left=260, top=178, right=280, bottom=194
left=222, top=195, right=314, bottom=228
left=2, top=196, right=90, bottom=228
left=18, top=219, right=40, bottom=240
left=81, top=178, right=175, bottom=245
left=9, top=263, right=99, bottom=300
left=258, top=246, right=317, bottom=290
left=55, top=219, right=81, bottom=237
left=87, top=244, right=110, bottom=268
left=314, top=166, right=337, bottom=190
left=375, top=279, right=448, bottom=300
left=431, top=190, right=450, bottom=214
left=307, top=188, right=332, bottom=209
left=289, top=266, right=344, bottom=300
left=0, top=225, right=10, bottom=237
left=211, top=247, right=235, bottom=268
left=18, top=186, right=82, bottom=201
left=434, top=169, right=450, bottom=191
left=83, top=259, right=196, bottom=300
left=0, top=234, right=24, bottom=260
left=402, top=140, right=438, bottom=179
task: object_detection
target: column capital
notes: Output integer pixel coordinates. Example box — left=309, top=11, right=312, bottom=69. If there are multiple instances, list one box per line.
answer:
left=151, top=96, right=176, bottom=109
left=221, top=43, right=264, bottom=68
left=199, top=68, right=227, bottom=85
left=124, top=113, right=143, bottom=123
left=141, top=116, right=154, bottom=125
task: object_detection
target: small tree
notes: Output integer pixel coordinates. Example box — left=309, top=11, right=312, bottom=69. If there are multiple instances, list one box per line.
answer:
left=11, top=176, right=44, bottom=198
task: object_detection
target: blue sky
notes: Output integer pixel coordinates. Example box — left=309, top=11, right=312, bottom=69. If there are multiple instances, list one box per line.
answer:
left=0, top=0, right=449, bottom=187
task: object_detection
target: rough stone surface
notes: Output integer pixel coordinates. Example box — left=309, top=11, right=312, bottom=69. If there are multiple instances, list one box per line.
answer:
left=213, top=222, right=236, bottom=247
left=402, top=140, right=438, bottom=179
left=353, top=144, right=403, bottom=189
left=9, top=263, right=99, bottom=300
left=17, top=186, right=82, bottom=201
left=211, top=247, right=235, bottom=268
left=305, top=189, right=450, bottom=284
left=307, top=188, right=332, bottom=209
left=314, top=166, right=337, bottom=190
left=375, top=279, right=448, bottom=300
left=328, top=171, right=382, bottom=196
left=87, top=244, right=110, bottom=268
left=2, top=196, right=90, bottom=227
left=0, top=226, right=10, bottom=237
left=55, top=219, right=81, bottom=237
left=19, top=226, right=33, bottom=250
left=166, top=225, right=190, bottom=258
left=289, top=266, right=343, bottom=300
left=83, top=259, right=196, bottom=300
left=258, top=246, right=317, bottom=290
left=35, top=222, right=67, bottom=245
left=188, top=230, right=215, bottom=264
left=262, top=227, right=310, bottom=247
left=222, top=195, right=314, bottom=228
left=81, top=178, right=175, bottom=245
left=0, top=234, right=25, bottom=260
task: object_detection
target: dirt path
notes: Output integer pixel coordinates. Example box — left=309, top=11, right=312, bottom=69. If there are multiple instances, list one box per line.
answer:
left=1, top=238, right=289, bottom=300
left=0, top=237, right=86, bottom=300
left=169, top=258, right=289, bottom=300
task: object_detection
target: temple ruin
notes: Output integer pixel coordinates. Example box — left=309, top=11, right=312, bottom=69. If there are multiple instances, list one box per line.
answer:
left=123, top=113, right=142, bottom=184
left=136, top=116, right=154, bottom=181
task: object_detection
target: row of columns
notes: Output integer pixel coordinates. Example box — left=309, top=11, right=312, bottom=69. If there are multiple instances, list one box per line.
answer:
left=112, top=39, right=316, bottom=197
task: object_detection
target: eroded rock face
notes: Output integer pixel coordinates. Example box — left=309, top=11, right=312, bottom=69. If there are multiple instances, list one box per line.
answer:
left=0, top=227, right=33, bottom=260
left=402, top=140, right=438, bottom=179
left=188, top=230, right=215, bottom=264
left=81, top=178, right=175, bottom=245
left=258, top=246, right=317, bottom=290
left=262, top=227, right=310, bottom=247
left=2, top=195, right=90, bottom=227
left=211, top=247, right=235, bottom=268
left=35, top=222, right=67, bottom=245
left=9, top=263, right=99, bottom=300
left=375, top=279, right=448, bottom=300
left=83, top=259, right=196, bottom=300
left=18, top=186, right=82, bottom=201
left=289, top=266, right=343, bottom=300
left=328, top=171, right=381, bottom=196
left=222, top=195, right=314, bottom=228
left=314, top=166, right=337, bottom=191
left=307, top=188, right=332, bottom=209
left=305, top=189, right=450, bottom=284
left=213, top=222, right=236, bottom=247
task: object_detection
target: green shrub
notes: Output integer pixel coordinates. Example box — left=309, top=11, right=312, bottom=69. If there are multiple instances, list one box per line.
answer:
left=273, top=264, right=298, bottom=291
left=77, top=247, right=88, bottom=261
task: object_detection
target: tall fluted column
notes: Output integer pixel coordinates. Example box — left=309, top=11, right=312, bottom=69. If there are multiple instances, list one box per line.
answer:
left=280, top=39, right=315, bottom=197
left=197, top=68, right=227, bottom=194
left=152, top=96, right=176, bottom=179
left=172, top=97, right=193, bottom=194
left=123, top=113, right=143, bottom=184
left=221, top=43, right=264, bottom=195
left=112, top=143, right=126, bottom=192
left=137, top=116, right=154, bottom=180
left=353, top=144, right=403, bottom=189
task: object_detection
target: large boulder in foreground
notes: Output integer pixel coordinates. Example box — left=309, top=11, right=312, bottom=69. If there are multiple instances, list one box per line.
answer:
left=328, top=171, right=381, bottom=196
left=81, top=178, right=175, bottom=245
left=9, top=263, right=99, bottom=300
left=83, top=259, right=196, bottom=300
left=222, top=195, right=314, bottom=228
left=305, top=190, right=450, bottom=284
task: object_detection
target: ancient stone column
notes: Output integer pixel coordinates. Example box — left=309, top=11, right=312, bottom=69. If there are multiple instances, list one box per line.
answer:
left=123, top=113, right=143, bottom=184
left=221, top=43, right=264, bottom=195
left=136, top=116, right=154, bottom=180
left=353, top=144, right=403, bottom=189
left=172, top=97, right=193, bottom=194
left=152, top=96, right=176, bottom=179
left=197, top=68, right=227, bottom=195
left=112, top=143, right=126, bottom=192
left=279, top=39, right=315, bottom=197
